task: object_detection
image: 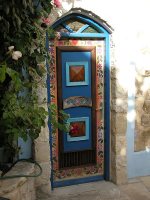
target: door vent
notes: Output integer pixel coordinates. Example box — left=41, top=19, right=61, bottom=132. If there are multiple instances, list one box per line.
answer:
left=59, top=150, right=96, bottom=169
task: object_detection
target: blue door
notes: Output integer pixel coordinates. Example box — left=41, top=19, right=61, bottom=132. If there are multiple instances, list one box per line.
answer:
left=57, top=47, right=96, bottom=169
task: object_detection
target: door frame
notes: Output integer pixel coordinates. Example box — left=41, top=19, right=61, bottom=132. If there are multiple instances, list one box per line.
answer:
left=47, top=11, right=111, bottom=189
left=48, top=38, right=110, bottom=188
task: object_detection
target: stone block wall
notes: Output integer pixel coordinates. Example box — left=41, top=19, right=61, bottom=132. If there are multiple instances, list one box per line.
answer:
left=110, top=38, right=128, bottom=184
left=0, top=162, right=35, bottom=200
left=34, top=75, right=51, bottom=192
left=34, top=125, right=51, bottom=188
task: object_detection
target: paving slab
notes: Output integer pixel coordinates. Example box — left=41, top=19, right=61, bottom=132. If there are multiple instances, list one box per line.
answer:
left=37, top=177, right=150, bottom=200
left=119, top=182, right=150, bottom=200
left=140, top=176, right=150, bottom=191
left=37, top=181, right=130, bottom=200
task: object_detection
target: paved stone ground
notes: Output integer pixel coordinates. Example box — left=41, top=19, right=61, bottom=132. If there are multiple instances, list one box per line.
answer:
left=37, top=176, right=150, bottom=200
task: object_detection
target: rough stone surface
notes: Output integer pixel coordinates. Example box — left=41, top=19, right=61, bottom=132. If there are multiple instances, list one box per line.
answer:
left=145, top=89, right=150, bottom=100
left=141, top=114, right=150, bottom=126
left=111, top=99, right=128, bottom=113
left=110, top=44, right=128, bottom=184
left=143, top=100, right=150, bottom=113
left=37, top=181, right=129, bottom=200
left=34, top=82, right=51, bottom=189
left=116, top=167, right=128, bottom=185
left=34, top=141, right=50, bottom=162
left=35, top=162, right=51, bottom=188
left=111, top=79, right=128, bottom=99
left=111, top=112, right=127, bottom=135
left=110, top=153, right=127, bottom=185
left=3, top=188, right=21, bottom=200
left=111, top=135, right=126, bottom=156
left=0, top=162, right=36, bottom=200
left=35, top=123, right=49, bottom=143
left=111, top=111, right=128, bottom=184
left=110, top=151, right=117, bottom=181
left=135, top=98, right=145, bottom=117
left=135, top=72, right=150, bottom=151
left=36, top=178, right=150, bottom=200
left=119, top=182, right=150, bottom=200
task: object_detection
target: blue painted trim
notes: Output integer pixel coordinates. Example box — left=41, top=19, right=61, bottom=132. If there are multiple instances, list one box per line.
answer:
left=61, top=32, right=105, bottom=38
left=51, top=14, right=111, bottom=34
left=53, top=175, right=104, bottom=188
left=46, top=32, right=54, bottom=190
left=67, top=117, right=89, bottom=142
left=76, top=16, right=105, bottom=33
left=66, top=61, right=89, bottom=86
left=104, top=35, right=110, bottom=180
left=62, top=22, right=74, bottom=33
left=77, top=24, right=89, bottom=33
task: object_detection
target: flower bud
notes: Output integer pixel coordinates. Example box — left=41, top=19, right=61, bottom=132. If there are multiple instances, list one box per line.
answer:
left=55, top=32, right=61, bottom=40
left=54, top=0, right=61, bottom=8
left=8, top=46, right=14, bottom=51
left=12, top=51, right=22, bottom=60
left=42, top=18, right=51, bottom=25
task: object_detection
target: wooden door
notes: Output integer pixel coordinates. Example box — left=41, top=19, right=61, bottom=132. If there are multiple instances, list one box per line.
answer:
left=57, top=47, right=96, bottom=169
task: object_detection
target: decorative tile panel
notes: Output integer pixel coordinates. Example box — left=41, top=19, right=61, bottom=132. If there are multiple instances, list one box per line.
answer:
left=63, top=96, right=92, bottom=109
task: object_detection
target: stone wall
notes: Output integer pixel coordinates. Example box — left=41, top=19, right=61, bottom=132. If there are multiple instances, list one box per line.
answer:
left=34, top=76, right=51, bottom=193
left=110, top=38, right=128, bottom=184
left=135, top=70, right=150, bottom=152
left=0, top=162, right=35, bottom=200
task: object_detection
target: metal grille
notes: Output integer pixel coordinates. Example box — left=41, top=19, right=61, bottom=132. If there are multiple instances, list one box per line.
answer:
left=59, top=150, right=96, bottom=169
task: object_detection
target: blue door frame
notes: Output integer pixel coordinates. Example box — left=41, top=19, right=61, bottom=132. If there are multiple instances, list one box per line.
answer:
left=46, top=12, right=111, bottom=189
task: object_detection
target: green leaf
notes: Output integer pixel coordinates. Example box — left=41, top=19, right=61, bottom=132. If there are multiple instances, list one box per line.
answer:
left=0, top=0, right=58, bottom=155
left=0, top=65, right=6, bottom=82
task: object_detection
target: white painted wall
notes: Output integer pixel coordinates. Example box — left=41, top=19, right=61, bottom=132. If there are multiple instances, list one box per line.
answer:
left=50, top=0, right=150, bottom=87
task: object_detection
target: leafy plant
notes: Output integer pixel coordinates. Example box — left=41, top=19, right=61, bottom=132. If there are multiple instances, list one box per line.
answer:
left=49, top=104, right=70, bottom=133
left=0, top=0, right=66, bottom=160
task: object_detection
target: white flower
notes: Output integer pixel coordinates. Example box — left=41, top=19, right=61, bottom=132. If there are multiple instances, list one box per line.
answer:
left=8, top=46, right=14, bottom=51
left=12, top=51, right=22, bottom=60
left=55, top=32, right=61, bottom=40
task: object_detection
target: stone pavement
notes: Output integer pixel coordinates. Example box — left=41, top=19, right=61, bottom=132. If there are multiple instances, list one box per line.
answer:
left=37, top=176, right=150, bottom=200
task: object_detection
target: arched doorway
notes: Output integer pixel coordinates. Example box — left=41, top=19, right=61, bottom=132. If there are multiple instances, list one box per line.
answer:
left=48, top=8, right=112, bottom=188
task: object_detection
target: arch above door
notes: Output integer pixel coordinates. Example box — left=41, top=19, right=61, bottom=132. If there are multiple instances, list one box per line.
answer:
left=48, top=8, right=112, bottom=188
left=51, top=8, right=113, bottom=37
